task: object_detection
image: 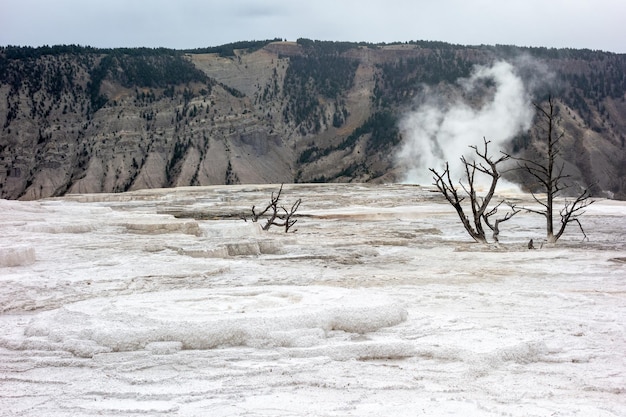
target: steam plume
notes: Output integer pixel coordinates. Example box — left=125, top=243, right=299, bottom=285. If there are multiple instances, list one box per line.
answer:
left=397, top=61, right=534, bottom=185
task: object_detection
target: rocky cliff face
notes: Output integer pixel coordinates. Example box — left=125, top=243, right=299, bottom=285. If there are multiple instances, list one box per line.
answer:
left=0, top=46, right=296, bottom=200
left=1, top=41, right=625, bottom=200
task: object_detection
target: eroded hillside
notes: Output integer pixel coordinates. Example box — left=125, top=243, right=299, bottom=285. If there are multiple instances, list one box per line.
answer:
left=1, top=41, right=625, bottom=199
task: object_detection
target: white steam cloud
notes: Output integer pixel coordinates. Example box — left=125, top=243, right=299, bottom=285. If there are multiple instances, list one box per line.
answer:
left=397, top=61, right=535, bottom=185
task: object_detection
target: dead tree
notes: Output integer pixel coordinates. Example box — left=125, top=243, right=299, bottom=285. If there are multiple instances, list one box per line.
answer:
left=250, top=184, right=301, bottom=232
left=510, top=96, right=593, bottom=243
left=430, top=138, right=519, bottom=244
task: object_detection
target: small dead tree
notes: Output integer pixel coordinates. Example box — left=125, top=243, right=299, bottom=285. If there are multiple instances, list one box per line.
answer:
left=484, top=201, right=520, bottom=243
left=250, top=184, right=301, bottom=232
left=510, top=95, right=593, bottom=243
left=430, top=138, right=519, bottom=244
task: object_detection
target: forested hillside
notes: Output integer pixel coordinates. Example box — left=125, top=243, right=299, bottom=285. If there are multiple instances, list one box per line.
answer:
left=1, top=39, right=625, bottom=199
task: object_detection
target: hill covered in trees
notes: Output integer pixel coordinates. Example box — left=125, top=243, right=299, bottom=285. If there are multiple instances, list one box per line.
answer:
left=1, top=39, right=625, bottom=199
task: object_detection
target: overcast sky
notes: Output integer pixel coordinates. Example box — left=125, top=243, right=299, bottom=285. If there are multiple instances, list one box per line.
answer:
left=1, top=0, right=624, bottom=53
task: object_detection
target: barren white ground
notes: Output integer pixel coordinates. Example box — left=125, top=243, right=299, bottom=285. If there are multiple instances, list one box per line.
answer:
left=1, top=183, right=624, bottom=416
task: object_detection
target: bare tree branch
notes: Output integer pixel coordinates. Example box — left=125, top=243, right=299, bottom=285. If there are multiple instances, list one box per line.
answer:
left=484, top=201, right=521, bottom=243
left=430, top=162, right=483, bottom=242
left=554, top=189, right=594, bottom=241
left=252, top=183, right=284, bottom=222
left=278, top=198, right=301, bottom=233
